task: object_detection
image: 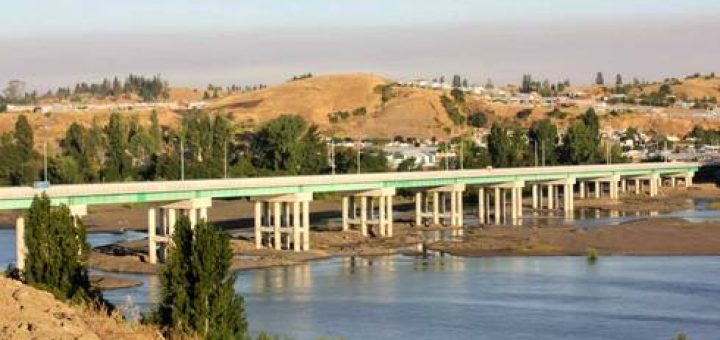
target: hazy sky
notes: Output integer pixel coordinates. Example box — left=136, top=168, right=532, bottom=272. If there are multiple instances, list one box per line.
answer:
left=2, top=0, right=719, bottom=90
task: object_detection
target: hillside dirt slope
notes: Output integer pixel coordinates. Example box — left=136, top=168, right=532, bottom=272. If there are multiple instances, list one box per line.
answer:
left=0, top=277, right=158, bottom=339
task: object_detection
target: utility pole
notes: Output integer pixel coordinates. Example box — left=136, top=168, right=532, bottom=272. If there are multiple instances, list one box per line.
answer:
left=180, top=138, right=185, bottom=181
left=459, top=141, right=464, bottom=170
left=356, top=142, right=362, bottom=174
left=541, top=142, right=546, bottom=167
left=223, top=140, right=228, bottom=179
left=43, top=140, right=48, bottom=182
left=534, top=140, right=538, bottom=167
left=606, top=141, right=611, bottom=165
left=43, top=120, right=48, bottom=183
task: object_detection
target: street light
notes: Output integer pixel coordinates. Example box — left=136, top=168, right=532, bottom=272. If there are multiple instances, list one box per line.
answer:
left=180, top=137, right=185, bottom=181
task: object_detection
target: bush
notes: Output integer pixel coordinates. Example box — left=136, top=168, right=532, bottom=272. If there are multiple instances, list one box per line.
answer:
left=547, top=109, right=567, bottom=119
left=586, top=248, right=598, bottom=264
left=516, top=109, right=532, bottom=120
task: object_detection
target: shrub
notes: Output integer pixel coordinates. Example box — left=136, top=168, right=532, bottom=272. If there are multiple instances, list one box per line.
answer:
left=586, top=248, right=598, bottom=264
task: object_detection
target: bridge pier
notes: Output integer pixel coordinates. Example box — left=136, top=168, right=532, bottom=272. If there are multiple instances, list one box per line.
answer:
left=343, top=188, right=395, bottom=237
left=578, top=176, right=620, bottom=200
left=532, top=179, right=574, bottom=218
left=148, top=198, right=212, bottom=264
left=627, top=175, right=660, bottom=197
left=416, top=184, right=464, bottom=228
left=254, top=193, right=312, bottom=251
left=482, top=181, right=524, bottom=225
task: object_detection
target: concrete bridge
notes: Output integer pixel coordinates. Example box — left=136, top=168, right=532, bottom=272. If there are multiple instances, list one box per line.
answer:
left=3, top=162, right=699, bottom=268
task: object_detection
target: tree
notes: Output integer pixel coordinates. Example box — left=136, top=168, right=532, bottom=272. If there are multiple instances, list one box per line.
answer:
left=452, top=75, right=462, bottom=88
left=529, top=119, right=558, bottom=165
left=251, top=115, right=325, bottom=175
left=22, top=194, right=93, bottom=301
left=450, top=88, right=465, bottom=103
left=14, top=115, right=34, bottom=160
left=561, top=120, right=595, bottom=164
left=467, top=112, right=488, bottom=128
left=520, top=74, right=533, bottom=93
left=397, top=157, right=420, bottom=172
left=596, top=72, right=605, bottom=86
left=3, top=80, right=26, bottom=102
left=153, top=217, right=247, bottom=339
left=104, top=112, right=133, bottom=181
left=488, top=123, right=512, bottom=167
left=615, top=74, right=623, bottom=85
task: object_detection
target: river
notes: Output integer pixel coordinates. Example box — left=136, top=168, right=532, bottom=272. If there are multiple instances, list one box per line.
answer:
left=1, top=201, right=719, bottom=339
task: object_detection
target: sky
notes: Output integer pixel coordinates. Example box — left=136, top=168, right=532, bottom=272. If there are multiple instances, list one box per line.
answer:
left=1, top=0, right=719, bottom=90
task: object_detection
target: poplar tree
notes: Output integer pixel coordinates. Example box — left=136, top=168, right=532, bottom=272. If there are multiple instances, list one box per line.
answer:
left=22, top=194, right=93, bottom=301
left=154, top=217, right=247, bottom=339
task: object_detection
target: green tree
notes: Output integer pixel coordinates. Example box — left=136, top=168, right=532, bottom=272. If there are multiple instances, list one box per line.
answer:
left=561, top=119, right=595, bottom=164
left=104, top=112, right=133, bottom=181
left=22, top=194, right=93, bottom=301
left=154, top=217, right=247, bottom=339
left=14, top=115, right=34, bottom=160
left=529, top=119, right=558, bottom=165
left=467, top=112, right=488, bottom=128
left=488, top=122, right=512, bottom=167
left=397, top=157, right=420, bottom=172
left=251, top=115, right=325, bottom=175
left=596, top=72, right=605, bottom=85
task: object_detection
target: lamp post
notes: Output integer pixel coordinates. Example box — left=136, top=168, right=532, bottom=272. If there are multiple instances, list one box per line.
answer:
left=180, top=138, right=185, bottom=181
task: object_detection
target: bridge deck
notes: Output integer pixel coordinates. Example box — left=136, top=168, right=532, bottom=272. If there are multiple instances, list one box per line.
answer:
left=0, top=162, right=699, bottom=210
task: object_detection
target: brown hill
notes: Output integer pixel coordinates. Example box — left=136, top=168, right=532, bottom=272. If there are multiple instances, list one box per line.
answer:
left=210, top=73, right=478, bottom=139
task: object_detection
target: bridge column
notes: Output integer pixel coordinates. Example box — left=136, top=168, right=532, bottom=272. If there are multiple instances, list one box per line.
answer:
left=685, top=172, right=694, bottom=187
left=510, top=187, right=518, bottom=222
left=494, top=187, right=501, bottom=224
left=342, top=197, right=350, bottom=231
left=148, top=208, right=157, bottom=264
left=579, top=181, right=586, bottom=199
left=547, top=185, right=554, bottom=209
left=151, top=198, right=213, bottom=263
left=650, top=175, right=659, bottom=197
left=15, top=216, right=26, bottom=271
left=254, top=193, right=313, bottom=251
left=478, top=187, right=485, bottom=224
left=344, top=188, right=395, bottom=237
left=531, top=184, right=538, bottom=210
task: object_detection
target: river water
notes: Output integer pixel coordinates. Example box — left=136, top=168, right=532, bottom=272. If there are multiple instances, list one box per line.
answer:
left=1, top=201, right=719, bottom=339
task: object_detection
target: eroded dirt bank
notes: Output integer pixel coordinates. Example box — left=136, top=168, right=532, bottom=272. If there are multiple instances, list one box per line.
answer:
left=0, top=277, right=158, bottom=340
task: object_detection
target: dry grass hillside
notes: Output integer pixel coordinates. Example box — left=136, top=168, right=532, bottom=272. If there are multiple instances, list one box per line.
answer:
left=4, top=73, right=720, bottom=149
left=630, top=77, right=720, bottom=100
left=0, top=277, right=159, bottom=339
left=210, top=73, right=482, bottom=139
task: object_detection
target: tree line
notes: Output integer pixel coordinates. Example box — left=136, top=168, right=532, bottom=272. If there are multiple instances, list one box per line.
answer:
left=0, top=108, right=627, bottom=187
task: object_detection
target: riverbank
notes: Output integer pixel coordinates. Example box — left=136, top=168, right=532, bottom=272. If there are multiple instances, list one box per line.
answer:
left=573, top=183, right=720, bottom=212
left=0, top=277, right=158, bottom=339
